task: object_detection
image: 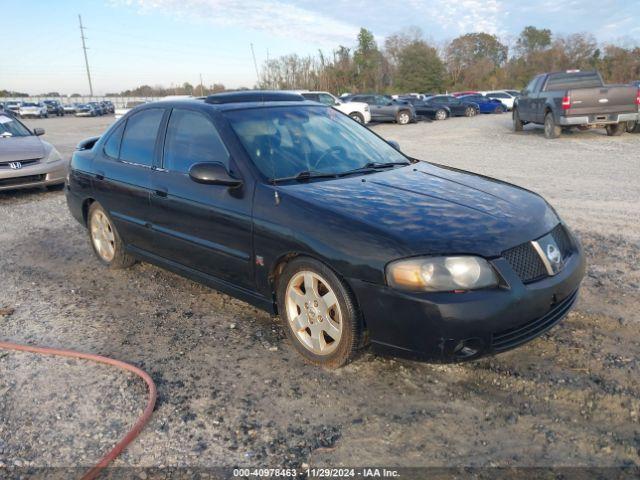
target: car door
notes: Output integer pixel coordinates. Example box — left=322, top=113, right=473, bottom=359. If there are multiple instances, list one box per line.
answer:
left=446, top=97, right=465, bottom=115
left=517, top=76, right=541, bottom=121
left=148, top=106, right=254, bottom=289
left=532, top=75, right=547, bottom=123
left=91, top=108, right=166, bottom=250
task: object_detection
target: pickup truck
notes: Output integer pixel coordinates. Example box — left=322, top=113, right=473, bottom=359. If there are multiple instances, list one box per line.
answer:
left=513, top=70, right=640, bottom=139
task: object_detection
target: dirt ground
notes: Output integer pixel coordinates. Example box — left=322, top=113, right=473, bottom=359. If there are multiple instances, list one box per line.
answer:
left=0, top=114, right=639, bottom=476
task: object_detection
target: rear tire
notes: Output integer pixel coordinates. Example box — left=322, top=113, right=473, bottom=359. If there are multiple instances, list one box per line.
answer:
left=87, top=202, right=136, bottom=269
left=464, top=106, right=476, bottom=117
left=276, top=257, right=363, bottom=368
left=434, top=109, right=447, bottom=121
left=494, top=105, right=504, bottom=114
left=605, top=123, right=624, bottom=136
left=349, top=112, right=364, bottom=124
left=513, top=108, right=524, bottom=131
left=396, top=110, right=411, bottom=125
left=544, top=112, right=561, bottom=139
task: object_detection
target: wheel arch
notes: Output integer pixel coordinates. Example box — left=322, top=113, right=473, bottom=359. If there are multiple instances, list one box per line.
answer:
left=82, top=197, right=96, bottom=225
left=268, top=251, right=368, bottom=340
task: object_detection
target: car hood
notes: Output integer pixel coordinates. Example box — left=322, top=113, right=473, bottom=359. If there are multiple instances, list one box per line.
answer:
left=0, top=136, right=46, bottom=162
left=280, top=162, right=559, bottom=258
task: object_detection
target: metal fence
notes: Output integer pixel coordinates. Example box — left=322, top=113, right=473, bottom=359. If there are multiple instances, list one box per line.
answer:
left=0, top=96, right=163, bottom=109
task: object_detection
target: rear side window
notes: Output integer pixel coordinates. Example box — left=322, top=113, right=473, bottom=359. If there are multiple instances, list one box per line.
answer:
left=119, top=109, right=164, bottom=166
left=489, top=92, right=508, bottom=98
left=163, top=108, right=230, bottom=173
left=103, top=122, right=125, bottom=158
left=301, top=93, right=319, bottom=102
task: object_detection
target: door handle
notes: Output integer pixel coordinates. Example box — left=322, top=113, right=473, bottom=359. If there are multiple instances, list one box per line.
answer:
left=153, top=188, right=168, bottom=198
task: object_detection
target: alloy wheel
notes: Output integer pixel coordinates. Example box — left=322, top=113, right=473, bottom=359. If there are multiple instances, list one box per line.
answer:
left=435, top=109, right=447, bottom=121
left=398, top=112, right=410, bottom=125
left=285, top=271, right=343, bottom=355
left=90, top=210, right=116, bottom=262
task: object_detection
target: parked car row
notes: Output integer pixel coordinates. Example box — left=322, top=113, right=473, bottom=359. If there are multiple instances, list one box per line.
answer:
left=0, top=100, right=115, bottom=118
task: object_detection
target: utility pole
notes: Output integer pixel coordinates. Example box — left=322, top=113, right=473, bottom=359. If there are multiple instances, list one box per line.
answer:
left=78, top=14, right=94, bottom=96
left=199, top=73, right=204, bottom=96
left=250, top=43, right=260, bottom=86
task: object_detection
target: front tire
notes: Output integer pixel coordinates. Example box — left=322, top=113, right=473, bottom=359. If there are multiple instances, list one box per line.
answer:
left=277, top=257, right=362, bottom=368
left=605, top=123, right=624, bottom=136
left=544, top=112, right=561, bottom=139
left=88, top=202, right=135, bottom=269
left=349, top=112, right=364, bottom=124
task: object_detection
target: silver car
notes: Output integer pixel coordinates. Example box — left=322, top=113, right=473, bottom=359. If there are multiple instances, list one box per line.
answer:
left=0, top=113, right=67, bottom=191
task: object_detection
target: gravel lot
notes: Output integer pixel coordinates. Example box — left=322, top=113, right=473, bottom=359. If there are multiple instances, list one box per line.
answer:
left=1, top=114, right=639, bottom=475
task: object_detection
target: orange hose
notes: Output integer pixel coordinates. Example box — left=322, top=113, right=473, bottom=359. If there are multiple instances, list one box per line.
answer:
left=0, top=340, right=157, bottom=480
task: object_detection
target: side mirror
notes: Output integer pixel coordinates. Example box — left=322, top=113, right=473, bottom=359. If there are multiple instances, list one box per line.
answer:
left=33, top=128, right=45, bottom=136
left=388, top=140, right=401, bottom=151
left=189, top=162, right=242, bottom=188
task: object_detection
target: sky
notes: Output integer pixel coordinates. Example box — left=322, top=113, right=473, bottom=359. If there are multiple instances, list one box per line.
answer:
left=1, top=0, right=639, bottom=95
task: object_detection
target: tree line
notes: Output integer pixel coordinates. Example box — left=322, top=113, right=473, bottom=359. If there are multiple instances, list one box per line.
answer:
left=258, top=26, right=640, bottom=94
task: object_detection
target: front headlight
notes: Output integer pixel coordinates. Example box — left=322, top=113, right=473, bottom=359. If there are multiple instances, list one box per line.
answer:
left=45, top=147, right=62, bottom=163
left=386, top=256, right=498, bottom=292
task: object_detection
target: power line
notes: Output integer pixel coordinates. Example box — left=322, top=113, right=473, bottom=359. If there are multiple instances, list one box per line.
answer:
left=78, top=14, right=94, bottom=96
left=250, top=43, right=260, bottom=85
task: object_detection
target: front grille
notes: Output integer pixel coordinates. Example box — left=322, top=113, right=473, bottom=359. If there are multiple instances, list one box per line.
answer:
left=503, top=242, right=547, bottom=283
left=0, top=159, right=40, bottom=169
left=492, top=288, right=578, bottom=352
left=503, top=224, right=574, bottom=283
left=0, top=174, right=46, bottom=187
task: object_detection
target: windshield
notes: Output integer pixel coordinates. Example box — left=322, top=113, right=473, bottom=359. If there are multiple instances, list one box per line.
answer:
left=0, top=115, right=32, bottom=137
left=223, top=105, right=409, bottom=180
left=22, top=102, right=38, bottom=107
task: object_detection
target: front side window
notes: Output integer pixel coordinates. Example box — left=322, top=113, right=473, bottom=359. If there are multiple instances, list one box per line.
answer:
left=318, top=94, right=336, bottom=106
left=224, top=105, right=409, bottom=180
left=163, top=108, right=230, bottom=173
left=119, top=108, right=164, bottom=166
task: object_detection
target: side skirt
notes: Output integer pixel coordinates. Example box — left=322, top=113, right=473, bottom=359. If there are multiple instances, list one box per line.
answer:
left=127, top=245, right=276, bottom=314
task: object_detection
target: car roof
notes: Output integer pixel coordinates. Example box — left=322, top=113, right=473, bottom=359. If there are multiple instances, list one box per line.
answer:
left=132, top=91, right=319, bottom=113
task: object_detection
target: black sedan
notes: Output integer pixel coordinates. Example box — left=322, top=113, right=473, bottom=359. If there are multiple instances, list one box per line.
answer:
left=66, top=91, right=585, bottom=368
left=423, top=95, right=480, bottom=117
left=397, top=96, right=450, bottom=120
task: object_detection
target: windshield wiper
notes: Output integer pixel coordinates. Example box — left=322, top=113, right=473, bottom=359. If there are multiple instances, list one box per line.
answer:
left=273, top=170, right=338, bottom=183
left=365, top=161, right=411, bottom=168
left=338, top=161, right=410, bottom=177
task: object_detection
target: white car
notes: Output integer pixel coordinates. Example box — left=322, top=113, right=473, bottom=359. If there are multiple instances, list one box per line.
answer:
left=114, top=101, right=148, bottom=120
left=481, top=90, right=521, bottom=111
left=18, top=102, right=48, bottom=118
left=299, top=91, right=371, bottom=124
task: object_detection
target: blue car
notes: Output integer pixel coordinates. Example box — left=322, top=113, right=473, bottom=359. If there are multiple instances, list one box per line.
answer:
left=459, top=94, right=505, bottom=114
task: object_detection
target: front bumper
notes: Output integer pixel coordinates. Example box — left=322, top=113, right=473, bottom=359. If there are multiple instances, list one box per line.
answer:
left=0, top=158, right=68, bottom=191
left=349, top=236, right=586, bottom=362
left=559, top=112, right=639, bottom=126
